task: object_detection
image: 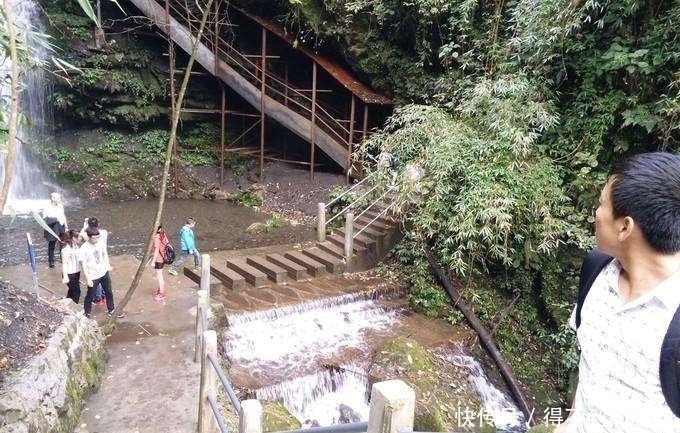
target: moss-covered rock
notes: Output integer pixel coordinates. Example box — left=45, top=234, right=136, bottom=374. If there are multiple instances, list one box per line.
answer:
left=261, top=401, right=301, bottom=432
left=369, top=336, right=485, bottom=432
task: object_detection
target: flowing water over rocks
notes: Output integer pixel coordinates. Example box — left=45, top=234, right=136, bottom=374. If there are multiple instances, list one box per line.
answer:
left=223, top=290, right=528, bottom=432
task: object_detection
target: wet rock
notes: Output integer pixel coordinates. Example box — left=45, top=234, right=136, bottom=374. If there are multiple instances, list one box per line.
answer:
left=338, top=404, right=361, bottom=423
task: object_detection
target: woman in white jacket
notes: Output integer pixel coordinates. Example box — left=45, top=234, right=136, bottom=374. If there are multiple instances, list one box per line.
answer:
left=60, top=230, right=81, bottom=303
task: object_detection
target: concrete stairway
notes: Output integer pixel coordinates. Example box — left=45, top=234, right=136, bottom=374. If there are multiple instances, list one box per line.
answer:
left=183, top=208, right=401, bottom=293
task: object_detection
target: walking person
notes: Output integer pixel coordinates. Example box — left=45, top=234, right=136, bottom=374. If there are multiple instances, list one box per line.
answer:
left=557, top=152, right=680, bottom=432
left=79, top=217, right=110, bottom=305
left=79, top=226, right=124, bottom=319
left=168, top=217, right=200, bottom=275
left=42, top=192, right=67, bottom=268
left=60, top=230, right=81, bottom=304
left=150, top=225, right=169, bottom=301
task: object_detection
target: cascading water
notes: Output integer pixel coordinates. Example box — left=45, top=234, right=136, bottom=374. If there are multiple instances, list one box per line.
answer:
left=223, top=292, right=528, bottom=432
left=437, top=348, right=527, bottom=432
left=0, top=0, right=58, bottom=214
left=225, top=292, right=400, bottom=425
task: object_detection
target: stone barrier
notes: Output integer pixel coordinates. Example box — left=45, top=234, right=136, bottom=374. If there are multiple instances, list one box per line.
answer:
left=0, top=299, right=105, bottom=433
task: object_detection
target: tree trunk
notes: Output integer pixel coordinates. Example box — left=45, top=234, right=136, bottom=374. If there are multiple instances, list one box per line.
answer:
left=424, top=248, right=536, bottom=426
left=106, top=0, right=215, bottom=327
left=0, top=0, right=21, bottom=213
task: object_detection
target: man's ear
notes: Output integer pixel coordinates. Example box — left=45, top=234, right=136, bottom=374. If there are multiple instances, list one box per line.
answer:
left=618, top=216, right=635, bottom=241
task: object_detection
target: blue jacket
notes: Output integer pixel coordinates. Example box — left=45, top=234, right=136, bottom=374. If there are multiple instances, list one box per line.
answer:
left=178, top=225, right=196, bottom=252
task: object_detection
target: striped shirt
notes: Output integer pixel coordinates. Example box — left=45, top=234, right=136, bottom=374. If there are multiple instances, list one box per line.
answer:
left=61, top=244, right=80, bottom=276
left=567, top=260, right=680, bottom=432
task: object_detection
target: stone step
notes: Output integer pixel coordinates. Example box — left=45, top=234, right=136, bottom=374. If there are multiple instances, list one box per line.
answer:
left=353, top=224, right=385, bottom=238
left=227, top=259, right=268, bottom=288
left=355, top=216, right=392, bottom=232
left=336, top=229, right=376, bottom=248
left=326, top=234, right=367, bottom=253
left=209, top=265, right=246, bottom=292
left=316, top=241, right=344, bottom=259
left=246, top=256, right=288, bottom=285
left=265, top=253, right=308, bottom=281
left=363, top=209, right=394, bottom=225
left=302, top=247, right=344, bottom=274
left=284, top=251, right=327, bottom=277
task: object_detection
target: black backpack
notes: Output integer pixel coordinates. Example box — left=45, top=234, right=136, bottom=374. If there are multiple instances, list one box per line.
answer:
left=163, top=243, right=176, bottom=265
left=576, top=249, right=680, bottom=417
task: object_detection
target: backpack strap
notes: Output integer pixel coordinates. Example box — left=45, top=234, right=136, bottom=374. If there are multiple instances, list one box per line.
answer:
left=660, top=305, right=680, bottom=418
left=575, top=249, right=614, bottom=329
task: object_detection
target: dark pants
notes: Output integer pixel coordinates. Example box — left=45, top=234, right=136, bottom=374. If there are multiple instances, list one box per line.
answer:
left=66, top=272, right=81, bottom=304
left=47, top=240, right=57, bottom=267
left=84, top=271, right=114, bottom=315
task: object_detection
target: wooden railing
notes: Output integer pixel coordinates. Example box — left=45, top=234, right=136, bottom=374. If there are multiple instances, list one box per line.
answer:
left=164, top=0, right=365, bottom=155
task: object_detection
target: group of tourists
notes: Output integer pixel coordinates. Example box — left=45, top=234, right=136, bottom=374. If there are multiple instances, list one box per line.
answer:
left=41, top=193, right=200, bottom=317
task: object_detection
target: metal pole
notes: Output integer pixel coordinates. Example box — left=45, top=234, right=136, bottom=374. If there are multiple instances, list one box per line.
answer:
left=26, top=233, right=38, bottom=298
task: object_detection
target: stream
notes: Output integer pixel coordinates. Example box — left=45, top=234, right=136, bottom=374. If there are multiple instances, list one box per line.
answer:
left=223, top=291, right=527, bottom=432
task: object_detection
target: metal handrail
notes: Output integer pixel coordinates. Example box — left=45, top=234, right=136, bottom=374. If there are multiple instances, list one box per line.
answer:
left=354, top=185, right=395, bottom=222
left=207, top=352, right=243, bottom=414
left=276, top=421, right=368, bottom=433
left=352, top=203, right=394, bottom=239
left=206, top=393, right=229, bottom=433
left=324, top=176, right=372, bottom=210
left=326, top=184, right=379, bottom=226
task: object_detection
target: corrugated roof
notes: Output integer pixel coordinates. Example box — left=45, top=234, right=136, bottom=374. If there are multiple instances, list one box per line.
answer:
left=235, top=7, right=394, bottom=106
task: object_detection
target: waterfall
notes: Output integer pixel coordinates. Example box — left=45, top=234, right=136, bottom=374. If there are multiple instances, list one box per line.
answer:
left=224, top=295, right=403, bottom=425
left=0, top=0, right=57, bottom=214
left=224, top=293, right=528, bottom=432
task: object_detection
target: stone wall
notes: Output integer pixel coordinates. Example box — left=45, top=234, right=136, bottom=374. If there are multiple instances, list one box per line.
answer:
left=0, top=300, right=105, bottom=433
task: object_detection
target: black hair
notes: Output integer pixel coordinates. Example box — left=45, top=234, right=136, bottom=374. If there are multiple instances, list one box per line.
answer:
left=60, top=229, right=78, bottom=247
left=157, top=225, right=164, bottom=233
left=88, top=217, right=99, bottom=228
left=86, top=226, right=100, bottom=237
left=609, top=152, right=680, bottom=254
left=186, top=217, right=195, bottom=225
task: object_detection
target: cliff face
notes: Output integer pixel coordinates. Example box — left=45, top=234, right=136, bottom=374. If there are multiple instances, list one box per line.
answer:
left=39, top=0, right=224, bottom=130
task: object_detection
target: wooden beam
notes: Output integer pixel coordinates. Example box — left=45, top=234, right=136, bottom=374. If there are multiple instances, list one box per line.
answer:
left=259, top=27, right=266, bottom=178
left=310, top=61, right=317, bottom=180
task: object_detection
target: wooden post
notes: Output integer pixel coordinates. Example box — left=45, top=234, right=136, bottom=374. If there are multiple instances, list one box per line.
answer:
left=362, top=104, right=369, bottom=141
left=220, top=83, right=226, bottom=186
left=239, top=399, right=263, bottom=433
left=317, top=203, right=326, bottom=243
left=198, top=330, right=218, bottom=433
left=347, top=95, right=356, bottom=183
left=194, top=289, right=209, bottom=363
left=310, top=62, right=317, bottom=180
left=200, top=254, right=211, bottom=297
left=367, top=380, right=415, bottom=433
left=259, top=27, right=267, bottom=178
left=344, top=212, right=354, bottom=260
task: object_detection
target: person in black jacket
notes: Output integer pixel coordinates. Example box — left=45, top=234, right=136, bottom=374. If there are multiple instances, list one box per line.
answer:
left=41, top=192, right=67, bottom=268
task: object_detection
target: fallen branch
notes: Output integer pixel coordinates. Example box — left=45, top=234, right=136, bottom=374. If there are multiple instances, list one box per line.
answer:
left=424, top=248, right=535, bottom=426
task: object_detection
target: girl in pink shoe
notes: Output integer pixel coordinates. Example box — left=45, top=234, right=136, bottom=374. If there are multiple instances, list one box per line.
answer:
left=150, top=225, right=170, bottom=300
